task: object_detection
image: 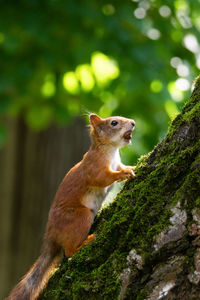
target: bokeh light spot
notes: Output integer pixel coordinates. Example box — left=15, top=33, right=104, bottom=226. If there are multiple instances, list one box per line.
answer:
left=102, top=4, right=115, bottom=16
left=183, top=34, right=199, bottom=53
left=175, top=78, right=190, bottom=91
left=41, top=81, right=56, bottom=98
left=176, top=64, right=189, bottom=77
left=177, top=11, right=192, bottom=29
left=168, top=81, right=184, bottom=102
left=91, top=52, right=120, bottom=85
left=76, top=64, right=95, bottom=92
left=170, top=57, right=182, bottom=68
left=41, top=74, right=56, bottom=98
left=63, top=72, right=79, bottom=94
left=159, top=5, right=171, bottom=18
left=171, top=30, right=183, bottom=42
left=150, top=80, right=163, bottom=93
left=165, top=100, right=180, bottom=120
left=134, top=7, right=146, bottom=19
left=139, top=0, right=150, bottom=10
left=174, top=0, right=189, bottom=12
left=147, top=28, right=161, bottom=40
left=196, top=54, right=200, bottom=69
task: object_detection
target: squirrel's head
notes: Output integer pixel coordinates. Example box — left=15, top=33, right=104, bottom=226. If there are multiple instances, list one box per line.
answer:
left=89, top=114, right=135, bottom=148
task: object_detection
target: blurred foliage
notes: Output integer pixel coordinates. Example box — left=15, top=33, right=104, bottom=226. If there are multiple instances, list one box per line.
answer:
left=0, top=0, right=200, bottom=163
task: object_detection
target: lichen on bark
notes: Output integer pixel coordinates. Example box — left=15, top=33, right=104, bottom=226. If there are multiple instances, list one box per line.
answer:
left=39, top=76, right=200, bottom=300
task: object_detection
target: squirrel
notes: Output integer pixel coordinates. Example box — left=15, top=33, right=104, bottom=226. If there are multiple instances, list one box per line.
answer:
left=6, top=113, right=136, bottom=300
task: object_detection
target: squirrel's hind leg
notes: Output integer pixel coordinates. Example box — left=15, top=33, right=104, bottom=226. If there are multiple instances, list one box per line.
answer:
left=61, top=207, right=94, bottom=258
left=76, top=233, right=97, bottom=252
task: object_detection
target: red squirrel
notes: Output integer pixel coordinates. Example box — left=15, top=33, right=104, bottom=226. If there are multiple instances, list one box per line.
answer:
left=7, top=114, right=136, bottom=300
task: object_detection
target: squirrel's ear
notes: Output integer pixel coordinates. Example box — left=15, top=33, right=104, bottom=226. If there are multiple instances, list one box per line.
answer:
left=89, top=114, right=102, bottom=127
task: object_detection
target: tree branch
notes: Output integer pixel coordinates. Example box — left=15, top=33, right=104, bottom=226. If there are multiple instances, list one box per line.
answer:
left=40, top=75, right=200, bottom=300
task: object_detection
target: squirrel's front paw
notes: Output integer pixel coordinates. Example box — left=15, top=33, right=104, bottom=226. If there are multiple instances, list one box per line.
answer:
left=118, top=168, right=136, bottom=181
left=123, top=166, right=136, bottom=172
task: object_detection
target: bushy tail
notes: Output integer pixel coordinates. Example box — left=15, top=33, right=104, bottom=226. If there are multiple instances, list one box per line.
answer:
left=6, top=240, right=61, bottom=300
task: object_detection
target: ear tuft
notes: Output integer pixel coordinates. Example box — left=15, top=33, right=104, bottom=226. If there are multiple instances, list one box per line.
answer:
left=89, top=114, right=102, bottom=127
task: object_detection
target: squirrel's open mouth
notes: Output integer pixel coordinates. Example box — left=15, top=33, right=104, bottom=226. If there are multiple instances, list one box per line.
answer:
left=123, top=130, right=132, bottom=141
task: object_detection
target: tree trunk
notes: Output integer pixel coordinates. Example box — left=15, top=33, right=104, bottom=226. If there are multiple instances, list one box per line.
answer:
left=39, top=76, right=200, bottom=300
left=0, top=118, right=90, bottom=300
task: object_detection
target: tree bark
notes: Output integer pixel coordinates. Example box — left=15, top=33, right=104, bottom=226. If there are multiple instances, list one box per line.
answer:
left=39, top=76, right=200, bottom=300
left=0, top=118, right=90, bottom=300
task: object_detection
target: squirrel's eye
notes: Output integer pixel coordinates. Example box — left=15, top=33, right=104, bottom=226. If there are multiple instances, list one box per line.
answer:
left=111, top=120, right=118, bottom=126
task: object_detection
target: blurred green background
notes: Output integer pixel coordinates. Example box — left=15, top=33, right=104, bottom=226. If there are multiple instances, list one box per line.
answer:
left=1, top=0, right=199, bottom=163
left=1, top=0, right=200, bottom=298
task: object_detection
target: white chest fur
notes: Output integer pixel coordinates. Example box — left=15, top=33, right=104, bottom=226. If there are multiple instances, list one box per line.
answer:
left=110, top=149, right=121, bottom=171
left=83, top=149, right=121, bottom=217
left=83, top=188, right=107, bottom=216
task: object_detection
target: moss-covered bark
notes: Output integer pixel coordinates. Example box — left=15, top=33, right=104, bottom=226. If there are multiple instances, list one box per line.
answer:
left=39, top=76, right=200, bottom=300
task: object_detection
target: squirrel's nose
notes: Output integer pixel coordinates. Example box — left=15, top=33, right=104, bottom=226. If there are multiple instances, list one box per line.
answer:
left=131, top=120, right=135, bottom=128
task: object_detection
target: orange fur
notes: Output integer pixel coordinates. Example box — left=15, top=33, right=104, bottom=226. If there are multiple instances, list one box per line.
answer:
left=7, top=114, right=135, bottom=300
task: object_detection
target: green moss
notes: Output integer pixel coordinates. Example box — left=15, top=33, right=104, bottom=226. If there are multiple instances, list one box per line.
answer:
left=195, top=197, right=200, bottom=206
left=136, top=290, right=147, bottom=300
left=40, top=76, right=200, bottom=299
